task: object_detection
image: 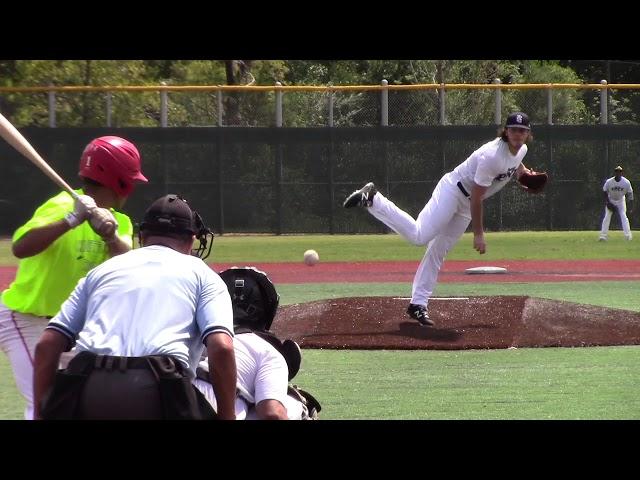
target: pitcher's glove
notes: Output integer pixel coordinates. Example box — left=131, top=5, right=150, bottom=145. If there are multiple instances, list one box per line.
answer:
left=517, top=170, right=548, bottom=194
left=606, top=201, right=619, bottom=215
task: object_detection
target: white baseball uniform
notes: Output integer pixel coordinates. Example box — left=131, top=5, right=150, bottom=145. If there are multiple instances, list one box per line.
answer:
left=599, top=176, right=634, bottom=241
left=367, top=137, right=528, bottom=308
left=47, top=244, right=234, bottom=380
left=194, top=332, right=305, bottom=420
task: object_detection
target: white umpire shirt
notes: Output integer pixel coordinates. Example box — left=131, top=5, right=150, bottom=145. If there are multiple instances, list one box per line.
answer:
left=47, top=245, right=234, bottom=380
left=449, top=137, right=528, bottom=201
left=603, top=176, right=634, bottom=202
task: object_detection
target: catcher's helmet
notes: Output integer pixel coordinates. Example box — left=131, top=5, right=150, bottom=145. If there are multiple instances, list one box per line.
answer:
left=219, top=267, right=280, bottom=332
left=139, top=194, right=214, bottom=259
left=79, top=136, right=147, bottom=197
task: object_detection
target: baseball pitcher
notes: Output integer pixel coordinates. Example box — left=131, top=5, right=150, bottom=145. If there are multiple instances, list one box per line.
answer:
left=343, top=112, right=546, bottom=327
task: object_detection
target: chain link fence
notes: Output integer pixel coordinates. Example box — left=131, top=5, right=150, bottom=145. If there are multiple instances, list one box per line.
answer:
left=388, top=89, right=439, bottom=126
left=1, top=125, right=637, bottom=237
left=0, top=82, right=632, bottom=128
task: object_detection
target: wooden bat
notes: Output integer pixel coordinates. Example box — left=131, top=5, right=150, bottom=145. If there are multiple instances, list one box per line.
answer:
left=0, top=111, right=116, bottom=237
left=0, top=111, right=79, bottom=200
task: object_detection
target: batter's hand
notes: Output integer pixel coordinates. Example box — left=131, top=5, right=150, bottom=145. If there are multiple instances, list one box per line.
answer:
left=474, top=233, right=486, bottom=254
left=89, top=207, right=118, bottom=240
left=64, top=194, right=96, bottom=228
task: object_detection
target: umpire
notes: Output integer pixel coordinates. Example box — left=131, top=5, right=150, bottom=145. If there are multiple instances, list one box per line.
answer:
left=33, top=194, right=237, bottom=420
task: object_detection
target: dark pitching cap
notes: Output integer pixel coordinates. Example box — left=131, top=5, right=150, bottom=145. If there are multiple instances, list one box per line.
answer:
left=614, top=165, right=623, bottom=171
left=505, top=112, right=531, bottom=130
left=140, top=194, right=197, bottom=235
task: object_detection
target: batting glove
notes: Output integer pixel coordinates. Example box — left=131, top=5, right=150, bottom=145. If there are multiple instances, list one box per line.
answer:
left=89, top=207, right=119, bottom=241
left=64, top=194, right=96, bottom=228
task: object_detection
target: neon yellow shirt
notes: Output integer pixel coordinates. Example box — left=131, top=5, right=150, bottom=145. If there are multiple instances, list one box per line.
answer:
left=1, top=189, right=133, bottom=317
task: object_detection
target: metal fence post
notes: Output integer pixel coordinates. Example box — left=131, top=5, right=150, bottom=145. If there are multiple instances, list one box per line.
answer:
left=600, top=79, right=610, bottom=182
left=547, top=85, right=553, bottom=125
left=216, top=130, right=225, bottom=234
left=275, top=81, right=283, bottom=234
left=381, top=79, right=389, bottom=126
left=328, top=127, right=335, bottom=234
left=600, top=80, right=608, bottom=125
left=328, top=88, right=334, bottom=127
left=160, top=82, right=168, bottom=127
left=217, top=89, right=223, bottom=127
left=106, top=92, right=112, bottom=127
left=275, top=81, right=283, bottom=127
left=48, top=85, right=56, bottom=128
left=381, top=79, right=390, bottom=231
left=493, top=78, right=502, bottom=125
left=439, top=83, right=446, bottom=125
left=494, top=78, right=503, bottom=228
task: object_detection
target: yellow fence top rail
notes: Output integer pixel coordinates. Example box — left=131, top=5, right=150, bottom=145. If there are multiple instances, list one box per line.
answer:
left=1, top=83, right=640, bottom=93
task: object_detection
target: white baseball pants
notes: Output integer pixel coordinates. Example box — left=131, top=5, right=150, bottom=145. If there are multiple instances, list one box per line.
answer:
left=367, top=176, right=471, bottom=307
left=600, top=199, right=632, bottom=240
left=0, top=300, right=49, bottom=420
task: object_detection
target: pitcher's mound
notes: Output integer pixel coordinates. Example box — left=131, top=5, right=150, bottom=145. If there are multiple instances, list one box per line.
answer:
left=271, top=296, right=640, bottom=350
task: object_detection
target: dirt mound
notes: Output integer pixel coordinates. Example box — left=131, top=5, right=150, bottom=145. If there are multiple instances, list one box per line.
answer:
left=271, top=296, right=640, bottom=350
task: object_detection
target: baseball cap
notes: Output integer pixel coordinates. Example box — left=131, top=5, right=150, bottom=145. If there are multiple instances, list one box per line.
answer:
left=614, top=165, right=623, bottom=171
left=505, top=112, right=531, bottom=130
left=140, top=194, right=197, bottom=235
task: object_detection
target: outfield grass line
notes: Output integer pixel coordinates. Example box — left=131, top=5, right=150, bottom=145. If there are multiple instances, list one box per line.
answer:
left=1, top=231, right=639, bottom=264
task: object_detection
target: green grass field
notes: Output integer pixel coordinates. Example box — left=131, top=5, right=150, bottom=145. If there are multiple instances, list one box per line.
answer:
left=0, top=232, right=638, bottom=419
left=1, top=230, right=638, bottom=264
left=294, top=346, right=640, bottom=419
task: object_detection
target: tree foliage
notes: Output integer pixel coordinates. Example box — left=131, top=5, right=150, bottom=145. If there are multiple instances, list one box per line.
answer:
left=0, top=60, right=625, bottom=127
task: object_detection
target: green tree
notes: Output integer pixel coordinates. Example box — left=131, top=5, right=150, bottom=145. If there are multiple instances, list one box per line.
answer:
left=157, top=60, right=288, bottom=126
left=505, top=61, right=593, bottom=125
left=0, top=59, right=602, bottom=127
left=2, top=60, right=158, bottom=127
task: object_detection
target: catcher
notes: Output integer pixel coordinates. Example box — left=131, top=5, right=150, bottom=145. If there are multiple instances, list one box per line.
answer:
left=193, top=266, right=321, bottom=420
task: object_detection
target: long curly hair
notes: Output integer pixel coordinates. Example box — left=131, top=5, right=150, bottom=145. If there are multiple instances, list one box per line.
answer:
left=499, top=127, right=534, bottom=143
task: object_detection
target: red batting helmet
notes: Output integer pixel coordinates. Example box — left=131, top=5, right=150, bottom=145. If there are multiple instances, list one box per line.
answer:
left=79, top=136, right=148, bottom=197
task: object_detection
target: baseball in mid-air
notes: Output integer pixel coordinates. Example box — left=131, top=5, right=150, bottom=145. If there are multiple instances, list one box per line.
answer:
left=303, top=249, right=319, bottom=266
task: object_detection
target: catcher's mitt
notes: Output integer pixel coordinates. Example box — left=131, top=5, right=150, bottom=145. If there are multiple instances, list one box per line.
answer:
left=517, top=170, right=548, bottom=193
left=606, top=201, right=619, bottom=214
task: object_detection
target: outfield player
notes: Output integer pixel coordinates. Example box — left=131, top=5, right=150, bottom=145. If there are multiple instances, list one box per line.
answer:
left=344, top=112, right=538, bottom=327
left=194, top=267, right=321, bottom=420
left=33, top=194, right=237, bottom=420
left=0, top=136, right=147, bottom=419
left=599, top=165, right=634, bottom=241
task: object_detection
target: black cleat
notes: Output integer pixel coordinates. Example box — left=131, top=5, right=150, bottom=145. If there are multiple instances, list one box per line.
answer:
left=407, top=303, right=435, bottom=327
left=343, top=182, right=377, bottom=208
